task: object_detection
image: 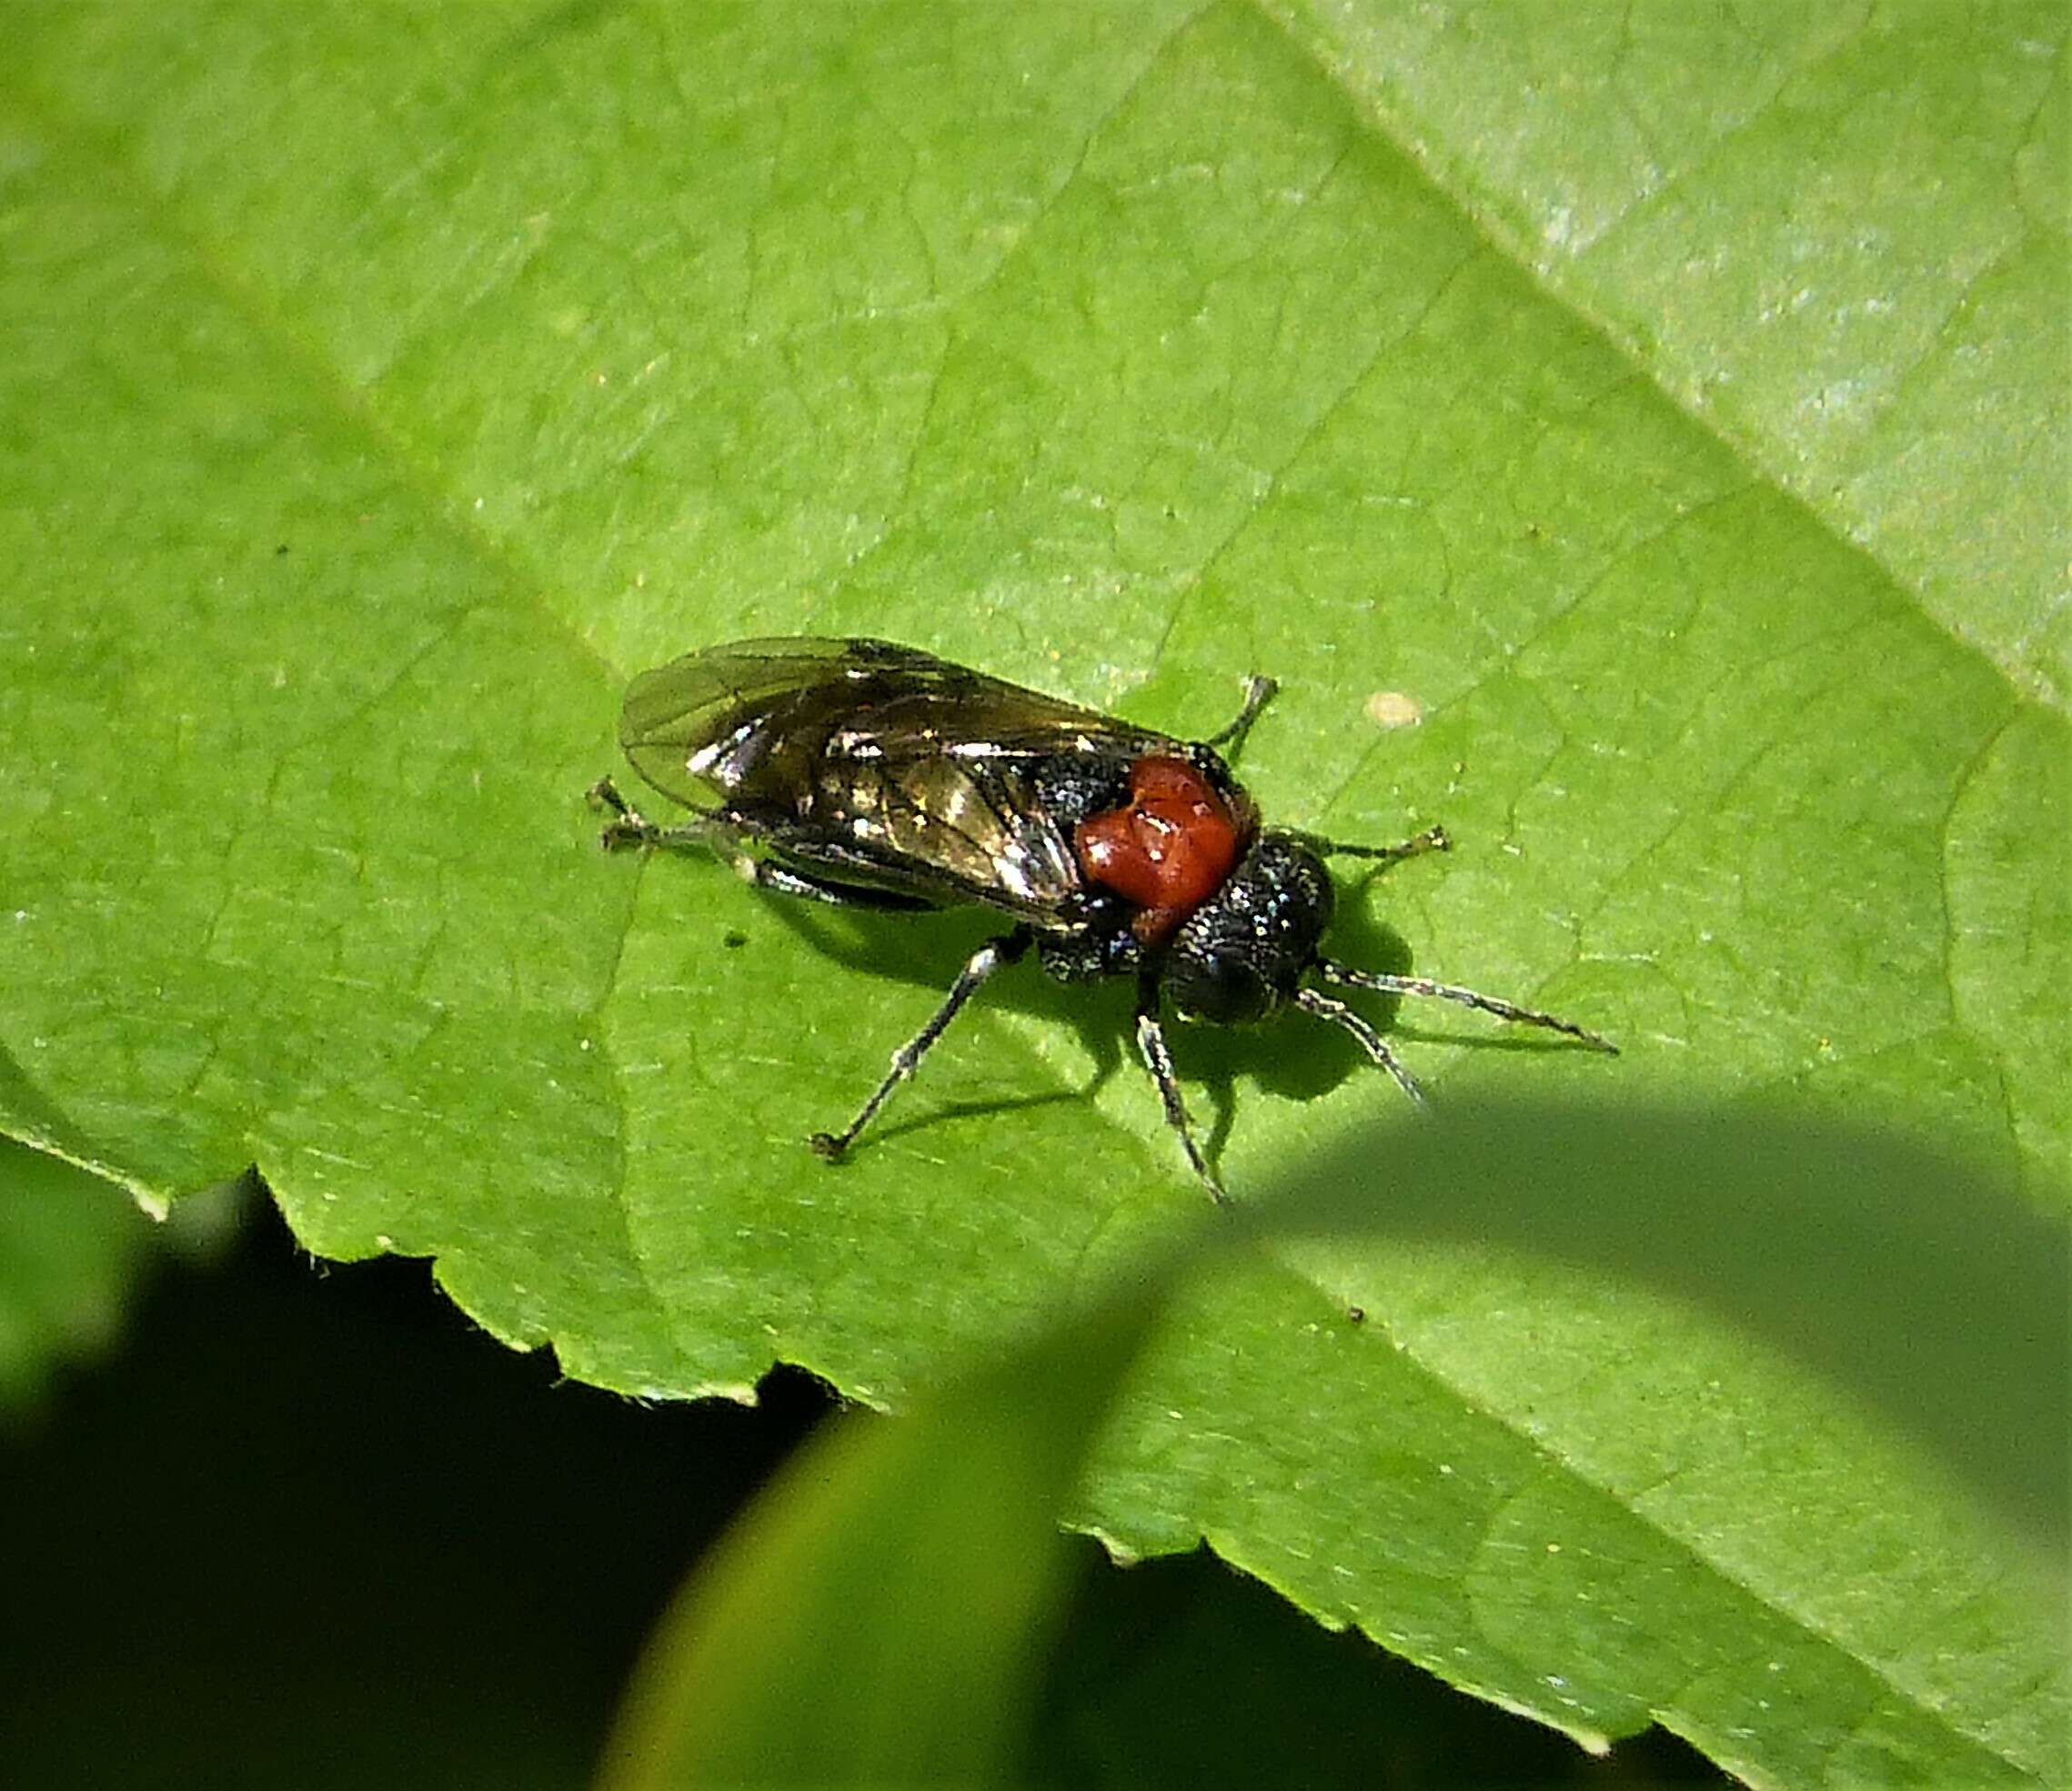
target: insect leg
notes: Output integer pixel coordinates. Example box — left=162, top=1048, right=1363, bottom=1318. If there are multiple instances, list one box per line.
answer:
left=810, top=927, right=1034, bottom=1162
left=587, top=778, right=717, bottom=852
left=589, top=784, right=930, bottom=910
left=1294, top=987, right=1425, bottom=1104
left=1283, top=823, right=1451, bottom=865
left=734, top=859, right=936, bottom=911
left=1314, top=961, right=1618, bottom=1053
left=1133, top=988, right=1226, bottom=1203
left=1202, top=674, right=1278, bottom=760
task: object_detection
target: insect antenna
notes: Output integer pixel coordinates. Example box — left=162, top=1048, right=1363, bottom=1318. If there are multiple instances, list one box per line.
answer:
left=1293, top=988, right=1424, bottom=1103
left=1313, top=960, right=1618, bottom=1053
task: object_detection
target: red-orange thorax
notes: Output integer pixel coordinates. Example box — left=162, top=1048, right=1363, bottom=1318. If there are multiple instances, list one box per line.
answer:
left=1074, top=755, right=1250, bottom=944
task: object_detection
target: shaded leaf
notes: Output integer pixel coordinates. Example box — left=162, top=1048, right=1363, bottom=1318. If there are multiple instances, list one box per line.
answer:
left=2, top=5, right=2063, bottom=1785
left=604, top=1102, right=2063, bottom=1786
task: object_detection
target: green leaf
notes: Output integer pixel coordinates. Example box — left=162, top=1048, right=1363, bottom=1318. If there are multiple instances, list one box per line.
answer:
left=1270, top=0, right=2071, bottom=706
left=3, top=5, right=2064, bottom=1785
left=600, top=1286, right=1160, bottom=1788
left=0, top=1137, right=156, bottom=1412
left=604, top=1103, right=2064, bottom=1786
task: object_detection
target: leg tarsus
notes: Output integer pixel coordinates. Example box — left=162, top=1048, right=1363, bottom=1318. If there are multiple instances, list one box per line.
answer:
left=1134, top=992, right=1226, bottom=1203
left=1286, top=823, right=1451, bottom=865
left=1203, top=674, right=1278, bottom=760
left=811, top=928, right=1034, bottom=1162
left=741, top=857, right=929, bottom=910
left=588, top=776, right=721, bottom=852
left=588, top=776, right=669, bottom=850
left=1294, top=987, right=1425, bottom=1104
left=1315, top=960, right=1617, bottom=1053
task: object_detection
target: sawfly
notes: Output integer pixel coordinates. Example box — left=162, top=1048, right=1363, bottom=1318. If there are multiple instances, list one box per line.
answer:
left=591, top=637, right=1614, bottom=1201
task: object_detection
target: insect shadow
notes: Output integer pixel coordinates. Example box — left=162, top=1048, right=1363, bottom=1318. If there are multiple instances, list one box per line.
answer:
left=1157, top=859, right=1416, bottom=1169
left=749, top=850, right=1470, bottom=1174
left=744, top=891, right=1134, bottom=1144
left=597, top=636, right=1615, bottom=1198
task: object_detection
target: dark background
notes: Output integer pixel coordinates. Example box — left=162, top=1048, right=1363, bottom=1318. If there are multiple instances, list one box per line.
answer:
left=1, top=1189, right=1728, bottom=1788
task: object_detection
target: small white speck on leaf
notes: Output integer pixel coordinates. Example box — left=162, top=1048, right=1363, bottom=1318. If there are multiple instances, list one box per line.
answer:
left=1364, top=689, right=1423, bottom=729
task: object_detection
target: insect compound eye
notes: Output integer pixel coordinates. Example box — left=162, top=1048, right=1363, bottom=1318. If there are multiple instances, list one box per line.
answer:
left=1073, top=755, right=1242, bottom=939
left=1160, top=833, right=1333, bottom=1026
left=1165, top=942, right=1276, bottom=1025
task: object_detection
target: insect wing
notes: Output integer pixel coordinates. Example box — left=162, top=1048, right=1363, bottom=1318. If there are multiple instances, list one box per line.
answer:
left=619, top=638, right=1177, bottom=918
left=619, top=637, right=870, bottom=808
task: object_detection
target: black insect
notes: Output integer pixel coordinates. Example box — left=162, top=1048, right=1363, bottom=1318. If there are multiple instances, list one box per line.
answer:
left=590, top=637, right=1614, bottom=1201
